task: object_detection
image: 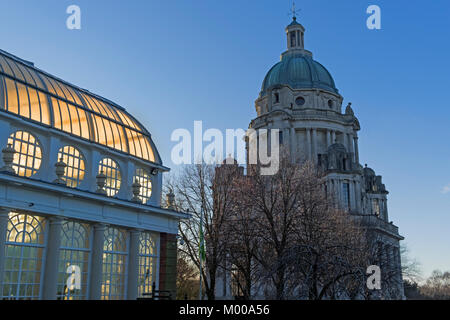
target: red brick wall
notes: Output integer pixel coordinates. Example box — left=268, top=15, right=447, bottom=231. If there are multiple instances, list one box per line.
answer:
left=159, top=233, right=177, bottom=298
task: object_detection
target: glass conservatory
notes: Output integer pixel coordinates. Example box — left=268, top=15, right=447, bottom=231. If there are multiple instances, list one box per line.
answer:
left=0, top=49, right=185, bottom=300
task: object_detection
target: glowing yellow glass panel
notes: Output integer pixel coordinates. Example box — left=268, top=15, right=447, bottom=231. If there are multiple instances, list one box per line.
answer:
left=110, top=122, right=123, bottom=151
left=134, top=168, right=152, bottom=204
left=42, top=76, right=57, bottom=96
left=57, top=146, right=85, bottom=188
left=17, top=82, right=30, bottom=118
left=115, top=109, right=139, bottom=130
left=38, top=91, right=51, bottom=125
left=65, top=85, right=83, bottom=106
left=103, top=119, right=116, bottom=148
left=78, top=109, right=90, bottom=140
left=58, top=100, right=72, bottom=133
left=27, top=69, right=46, bottom=91
left=59, top=83, right=76, bottom=104
left=4, top=78, right=18, bottom=114
left=28, top=87, right=41, bottom=122
left=81, top=93, right=102, bottom=114
left=143, top=138, right=155, bottom=162
left=67, top=103, right=81, bottom=136
left=7, top=213, right=45, bottom=244
left=46, top=77, right=66, bottom=100
left=51, top=97, right=62, bottom=130
left=117, top=125, right=127, bottom=153
left=8, top=131, right=42, bottom=177
left=93, top=115, right=107, bottom=146
left=89, top=96, right=107, bottom=114
left=124, top=128, right=136, bottom=157
left=98, top=158, right=121, bottom=197
left=129, top=130, right=143, bottom=159
left=95, top=99, right=119, bottom=122
left=139, top=135, right=149, bottom=161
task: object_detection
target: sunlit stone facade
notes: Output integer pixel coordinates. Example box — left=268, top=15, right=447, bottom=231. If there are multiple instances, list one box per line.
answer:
left=216, top=17, right=405, bottom=300
left=0, top=49, right=186, bottom=300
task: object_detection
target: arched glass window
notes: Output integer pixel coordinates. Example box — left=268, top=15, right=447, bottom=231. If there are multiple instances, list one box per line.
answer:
left=57, top=221, right=90, bottom=300
left=98, top=158, right=121, bottom=197
left=57, top=146, right=86, bottom=188
left=101, top=227, right=127, bottom=300
left=2, top=213, right=46, bottom=300
left=138, top=232, right=158, bottom=297
left=7, top=131, right=42, bottom=177
left=134, top=168, right=152, bottom=204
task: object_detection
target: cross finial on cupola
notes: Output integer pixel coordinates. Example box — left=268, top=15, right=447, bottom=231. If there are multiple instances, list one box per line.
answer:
left=289, top=2, right=301, bottom=21
left=286, top=2, right=305, bottom=50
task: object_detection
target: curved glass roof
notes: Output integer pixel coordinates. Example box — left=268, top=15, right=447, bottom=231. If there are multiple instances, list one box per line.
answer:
left=0, top=50, right=158, bottom=164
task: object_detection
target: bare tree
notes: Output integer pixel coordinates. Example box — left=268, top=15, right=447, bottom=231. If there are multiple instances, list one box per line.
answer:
left=227, top=154, right=369, bottom=300
left=281, top=161, right=369, bottom=300
left=245, top=154, right=305, bottom=299
left=176, top=251, right=200, bottom=300
left=167, top=163, right=237, bottom=300
left=420, top=270, right=450, bottom=299
left=400, top=244, right=422, bottom=284
left=223, top=173, right=262, bottom=299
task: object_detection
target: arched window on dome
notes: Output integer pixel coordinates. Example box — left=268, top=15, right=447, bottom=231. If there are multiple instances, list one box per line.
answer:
left=57, top=146, right=86, bottom=188
left=7, top=130, right=42, bottom=177
left=134, top=168, right=152, bottom=204
left=98, top=158, right=121, bottom=197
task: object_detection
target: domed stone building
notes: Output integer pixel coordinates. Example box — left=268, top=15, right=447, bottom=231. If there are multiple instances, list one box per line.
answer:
left=0, top=49, right=188, bottom=299
left=216, top=17, right=405, bottom=299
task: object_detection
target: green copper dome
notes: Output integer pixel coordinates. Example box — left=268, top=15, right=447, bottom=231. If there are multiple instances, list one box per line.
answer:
left=261, top=52, right=338, bottom=95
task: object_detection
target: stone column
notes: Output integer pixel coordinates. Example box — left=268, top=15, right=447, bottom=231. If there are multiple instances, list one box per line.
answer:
left=326, top=130, right=331, bottom=147
left=386, top=245, right=393, bottom=275
left=385, top=199, right=389, bottom=221
left=306, top=128, right=312, bottom=160
left=88, top=223, right=106, bottom=300
left=376, top=242, right=383, bottom=266
left=312, top=129, right=317, bottom=163
left=395, top=247, right=404, bottom=288
left=349, top=181, right=356, bottom=211
left=348, top=133, right=355, bottom=162
left=290, top=127, right=296, bottom=162
left=331, top=131, right=336, bottom=144
left=343, top=132, right=348, bottom=150
left=283, top=127, right=290, bottom=148
left=127, top=229, right=141, bottom=300
left=354, top=136, right=359, bottom=164
left=42, top=216, right=63, bottom=300
left=355, top=180, right=362, bottom=212
left=0, top=208, right=10, bottom=293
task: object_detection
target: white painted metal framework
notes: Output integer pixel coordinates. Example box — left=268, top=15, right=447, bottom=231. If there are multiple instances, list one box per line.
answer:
left=57, top=146, right=86, bottom=188
left=8, top=131, right=42, bottom=177
left=0, top=49, right=187, bottom=300
left=138, top=232, right=157, bottom=297
left=2, top=213, right=46, bottom=299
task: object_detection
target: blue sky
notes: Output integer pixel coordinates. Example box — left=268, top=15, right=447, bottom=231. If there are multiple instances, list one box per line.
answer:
left=0, top=0, right=449, bottom=278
